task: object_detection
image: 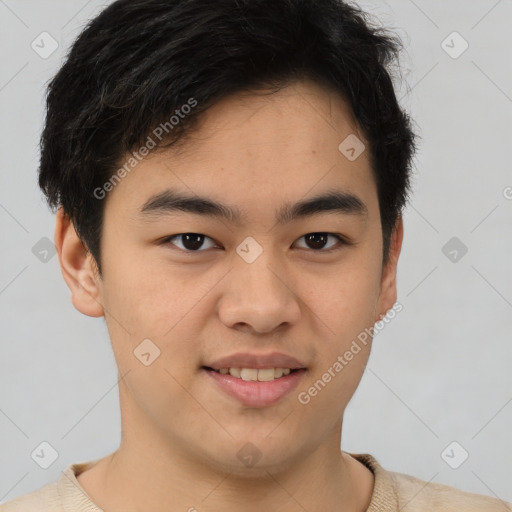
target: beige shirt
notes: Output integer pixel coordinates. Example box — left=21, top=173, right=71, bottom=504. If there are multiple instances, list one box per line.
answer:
left=1, top=453, right=510, bottom=511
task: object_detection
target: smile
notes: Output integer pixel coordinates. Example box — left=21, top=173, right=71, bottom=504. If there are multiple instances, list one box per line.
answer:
left=202, top=366, right=307, bottom=407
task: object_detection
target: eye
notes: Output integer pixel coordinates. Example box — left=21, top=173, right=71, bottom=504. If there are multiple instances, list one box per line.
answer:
left=162, top=232, right=347, bottom=253
left=162, top=233, right=218, bottom=252
left=293, top=233, right=347, bottom=253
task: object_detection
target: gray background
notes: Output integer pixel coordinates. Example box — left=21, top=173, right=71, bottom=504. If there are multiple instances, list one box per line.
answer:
left=1, top=0, right=511, bottom=505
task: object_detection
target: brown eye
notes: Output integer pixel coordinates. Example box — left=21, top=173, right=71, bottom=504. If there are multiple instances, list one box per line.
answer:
left=163, top=233, right=217, bottom=252
left=294, top=233, right=346, bottom=252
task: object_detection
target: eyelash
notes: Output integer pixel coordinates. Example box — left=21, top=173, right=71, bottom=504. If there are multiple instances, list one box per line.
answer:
left=161, top=232, right=349, bottom=254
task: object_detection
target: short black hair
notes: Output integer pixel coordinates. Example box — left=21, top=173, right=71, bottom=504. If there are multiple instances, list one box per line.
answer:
left=39, top=0, right=417, bottom=278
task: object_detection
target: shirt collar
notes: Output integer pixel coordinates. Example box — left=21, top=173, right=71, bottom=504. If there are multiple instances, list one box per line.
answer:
left=58, top=452, right=399, bottom=511
left=347, top=452, right=400, bottom=511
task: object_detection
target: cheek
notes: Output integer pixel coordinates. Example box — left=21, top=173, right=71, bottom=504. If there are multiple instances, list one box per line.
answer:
left=293, top=251, right=381, bottom=402
left=118, top=361, right=208, bottom=445
left=100, top=240, right=189, bottom=335
left=100, top=255, right=216, bottom=383
left=299, top=257, right=382, bottom=342
left=100, top=278, right=206, bottom=432
left=294, top=268, right=378, bottom=415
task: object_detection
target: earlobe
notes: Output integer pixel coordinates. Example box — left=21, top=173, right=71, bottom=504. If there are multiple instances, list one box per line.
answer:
left=54, top=207, right=104, bottom=318
left=375, top=217, right=404, bottom=322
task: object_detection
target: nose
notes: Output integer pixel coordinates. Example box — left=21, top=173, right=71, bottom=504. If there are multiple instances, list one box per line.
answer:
left=217, top=251, right=301, bottom=334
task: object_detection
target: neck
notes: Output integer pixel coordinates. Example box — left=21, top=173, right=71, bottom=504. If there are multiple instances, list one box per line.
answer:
left=77, top=391, right=374, bottom=511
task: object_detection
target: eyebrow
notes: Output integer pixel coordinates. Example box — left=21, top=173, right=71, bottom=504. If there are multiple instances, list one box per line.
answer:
left=139, top=188, right=368, bottom=225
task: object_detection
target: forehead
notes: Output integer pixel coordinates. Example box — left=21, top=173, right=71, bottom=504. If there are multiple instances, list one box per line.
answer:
left=175, top=78, right=363, bottom=159
left=104, top=79, right=377, bottom=221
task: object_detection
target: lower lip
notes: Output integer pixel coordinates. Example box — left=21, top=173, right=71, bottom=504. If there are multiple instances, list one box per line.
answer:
left=202, top=368, right=307, bottom=407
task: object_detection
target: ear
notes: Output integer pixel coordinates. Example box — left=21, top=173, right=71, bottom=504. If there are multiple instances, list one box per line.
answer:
left=375, top=217, right=404, bottom=322
left=54, top=207, right=105, bottom=317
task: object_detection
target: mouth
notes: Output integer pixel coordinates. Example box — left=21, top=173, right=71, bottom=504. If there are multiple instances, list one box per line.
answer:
left=202, top=366, right=302, bottom=381
left=201, top=366, right=307, bottom=407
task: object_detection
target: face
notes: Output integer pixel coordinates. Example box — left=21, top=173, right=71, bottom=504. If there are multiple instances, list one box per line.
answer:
left=57, top=79, right=402, bottom=476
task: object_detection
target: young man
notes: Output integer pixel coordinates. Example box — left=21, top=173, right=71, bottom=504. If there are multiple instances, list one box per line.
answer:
left=2, top=0, right=510, bottom=510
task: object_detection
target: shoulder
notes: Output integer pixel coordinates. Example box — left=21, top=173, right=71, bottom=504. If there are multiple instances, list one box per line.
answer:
left=0, top=458, right=102, bottom=512
left=389, top=470, right=512, bottom=512
left=0, top=459, right=101, bottom=512
left=0, top=482, right=62, bottom=511
left=349, top=452, right=512, bottom=512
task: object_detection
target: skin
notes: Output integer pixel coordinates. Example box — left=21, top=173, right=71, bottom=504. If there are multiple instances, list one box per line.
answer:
left=55, top=78, right=403, bottom=512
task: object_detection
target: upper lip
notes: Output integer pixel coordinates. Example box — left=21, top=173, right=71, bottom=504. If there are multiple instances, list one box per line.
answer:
left=203, top=351, right=307, bottom=370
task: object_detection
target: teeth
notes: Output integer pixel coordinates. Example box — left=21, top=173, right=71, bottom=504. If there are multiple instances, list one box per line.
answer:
left=229, top=367, right=241, bottom=378
left=214, top=367, right=295, bottom=381
left=240, top=368, right=258, bottom=381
